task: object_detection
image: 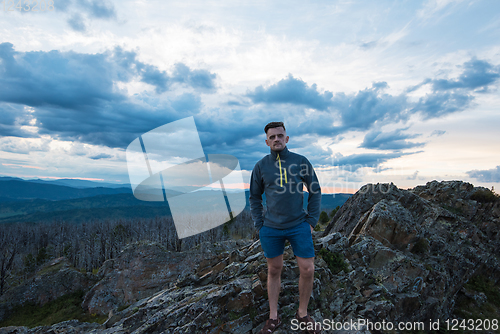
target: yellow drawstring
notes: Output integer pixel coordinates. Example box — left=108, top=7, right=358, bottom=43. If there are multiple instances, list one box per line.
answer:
left=277, top=154, right=287, bottom=187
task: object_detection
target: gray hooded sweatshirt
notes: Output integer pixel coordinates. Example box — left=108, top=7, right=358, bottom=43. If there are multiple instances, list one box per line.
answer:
left=249, top=146, right=321, bottom=231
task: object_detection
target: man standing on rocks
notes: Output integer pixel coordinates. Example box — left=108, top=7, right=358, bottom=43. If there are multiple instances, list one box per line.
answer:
left=250, top=121, right=322, bottom=334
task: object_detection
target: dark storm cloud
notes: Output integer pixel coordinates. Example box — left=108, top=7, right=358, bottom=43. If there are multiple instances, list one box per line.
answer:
left=236, top=58, right=499, bottom=168
left=467, top=166, right=500, bottom=183
left=331, top=82, right=410, bottom=130
left=0, top=43, right=217, bottom=148
left=360, top=128, right=424, bottom=150
left=170, top=93, right=202, bottom=113
left=0, top=43, right=123, bottom=108
left=172, top=63, right=217, bottom=92
left=1, top=42, right=497, bottom=173
left=111, top=47, right=217, bottom=94
left=247, top=74, right=334, bottom=111
left=247, top=78, right=411, bottom=139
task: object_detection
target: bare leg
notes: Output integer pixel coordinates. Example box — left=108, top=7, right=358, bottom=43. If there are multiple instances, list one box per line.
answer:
left=266, top=254, right=283, bottom=319
left=296, top=256, right=315, bottom=317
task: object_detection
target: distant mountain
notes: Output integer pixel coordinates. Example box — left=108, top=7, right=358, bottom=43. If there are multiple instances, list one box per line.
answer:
left=244, top=190, right=351, bottom=211
left=0, top=180, right=131, bottom=201
left=0, top=176, right=25, bottom=182
left=0, top=206, right=172, bottom=224
left=0, top=178, right=351, bottom=224
left=27, top=178, right=130, bottom=189
left=0, top=176, right=129, bottom=189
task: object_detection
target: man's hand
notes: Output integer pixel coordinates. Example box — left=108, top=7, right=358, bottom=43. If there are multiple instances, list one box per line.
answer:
left=310, top=225, right=313, bottom=233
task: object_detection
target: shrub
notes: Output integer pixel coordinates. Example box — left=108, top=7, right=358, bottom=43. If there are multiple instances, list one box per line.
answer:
left=0, top=290, right=107, bottom=328
left=329, top=206, right=340, bottom=218
left=466, top=275, right=500, bottom=307
left=318, top=248, right=348, bottom=274
left=319, top=211, right=329, bottom=224
left=471, top=189, right=499, bottom=203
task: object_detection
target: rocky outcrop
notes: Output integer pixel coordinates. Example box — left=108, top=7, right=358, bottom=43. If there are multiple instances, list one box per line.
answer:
left=1, top=181, right=499, bottom=333
left=321, top=181, right=500, bottom=326
left=0, top=257, right=97, bottom=321
left=82, top=240, right=251, bottom=315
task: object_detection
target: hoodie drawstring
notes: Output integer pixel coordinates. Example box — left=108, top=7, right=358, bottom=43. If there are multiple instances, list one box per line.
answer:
left=277, top=153, right=287, bottom=187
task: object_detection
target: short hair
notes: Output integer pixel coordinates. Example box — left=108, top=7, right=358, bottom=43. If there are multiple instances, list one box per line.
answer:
left=264, top=121, right=286, bottom=134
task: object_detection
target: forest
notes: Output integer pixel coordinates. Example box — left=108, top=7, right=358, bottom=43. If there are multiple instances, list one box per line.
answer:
left=0, top=210, right=256, bottom=297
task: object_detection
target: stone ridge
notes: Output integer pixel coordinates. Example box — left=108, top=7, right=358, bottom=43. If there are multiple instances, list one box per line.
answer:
left=1, top=180, right=499, bottom=334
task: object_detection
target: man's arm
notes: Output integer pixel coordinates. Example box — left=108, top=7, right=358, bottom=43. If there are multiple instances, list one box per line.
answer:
left=249, top=163, right=265, bottom=231
left=304, top=159, right=321, bottom=228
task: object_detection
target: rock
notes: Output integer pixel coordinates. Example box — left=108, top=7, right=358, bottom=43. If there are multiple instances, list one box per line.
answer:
left=0, top=320, right=100, bottom=334
left=5, top=180, right=500, bottom=334
left=82, top=240, right=251, bottom=315
left=0, top=257, right=97, bottom=321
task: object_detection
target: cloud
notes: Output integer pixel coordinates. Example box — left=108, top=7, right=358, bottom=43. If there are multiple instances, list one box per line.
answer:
left=78, top=0, right=116, bottom=19
left=198, top=59, right=497, bottom=168
left=111, top=47, right=217, bottom=94
left=0, top=43, right=217, bottom=148
left=430, top=59, right=500, bottom=92
left=247, top=74, right=333, bottom=111
left=172, top=63, right=217, bottom=92
left=410, top=58, right=500, bottom=118
left=236, top=58, right=498, bottom=158
left=430, top=130, right=446, bottom=137
left=331, top=152, right=417, bottom=170
left=1, top=42, right=496, bottom=175
left=67, top=13, right=86, bottom=32
left=0, top=138, right=50, bottom=154
left=466, top=166, right=500, bottom=183
left=360, top=128, right=424, bottom=150
left=56, top=0, right=117, bottom=31
left=170, top=93, right=202, bottom=113
left=0, top=43, right=122, bottom=108
left=0, top=104, right=35, bottom=138
left=245, top=78, right=411, bottom=139
left=413, top=91, right=474, bottom=119
left=360, top=41, right=378, bottom=50
left=89, top=153, right=113, bottom=160
left=332, top=82, right=409, bottom=130
left=407, top=170, right=419, bottom=180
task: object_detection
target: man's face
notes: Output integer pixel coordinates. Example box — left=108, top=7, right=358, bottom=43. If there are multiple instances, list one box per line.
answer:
left=265, top=126, right=289, bottom=152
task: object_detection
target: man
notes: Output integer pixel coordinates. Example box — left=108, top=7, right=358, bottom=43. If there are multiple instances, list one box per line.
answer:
left=250, top=121, right=321, bottom=334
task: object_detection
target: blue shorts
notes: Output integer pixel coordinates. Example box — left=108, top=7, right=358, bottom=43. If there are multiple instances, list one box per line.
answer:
left=259, top=221, right=315, bottom=259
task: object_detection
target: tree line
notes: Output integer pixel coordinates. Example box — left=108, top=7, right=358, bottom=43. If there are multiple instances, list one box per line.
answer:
left=0, top=210, right=255, bottom=296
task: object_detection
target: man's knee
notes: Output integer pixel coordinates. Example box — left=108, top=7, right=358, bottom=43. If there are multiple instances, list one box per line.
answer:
left=298, top=259, right=315, bottom=278
left=268, top=263, right=283, bottom=277
left=267, top=256, right=283, bottom=277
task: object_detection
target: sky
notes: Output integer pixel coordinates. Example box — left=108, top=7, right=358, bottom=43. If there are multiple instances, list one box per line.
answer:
left=1, top=0, right=500, bottom=194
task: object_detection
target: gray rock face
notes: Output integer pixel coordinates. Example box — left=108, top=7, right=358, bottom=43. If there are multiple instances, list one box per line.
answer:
left=82, top=239, right=252, bottom=315
left=0, top=257, right=98, bottom=322
left=2, top=181, right=499, bottom=333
